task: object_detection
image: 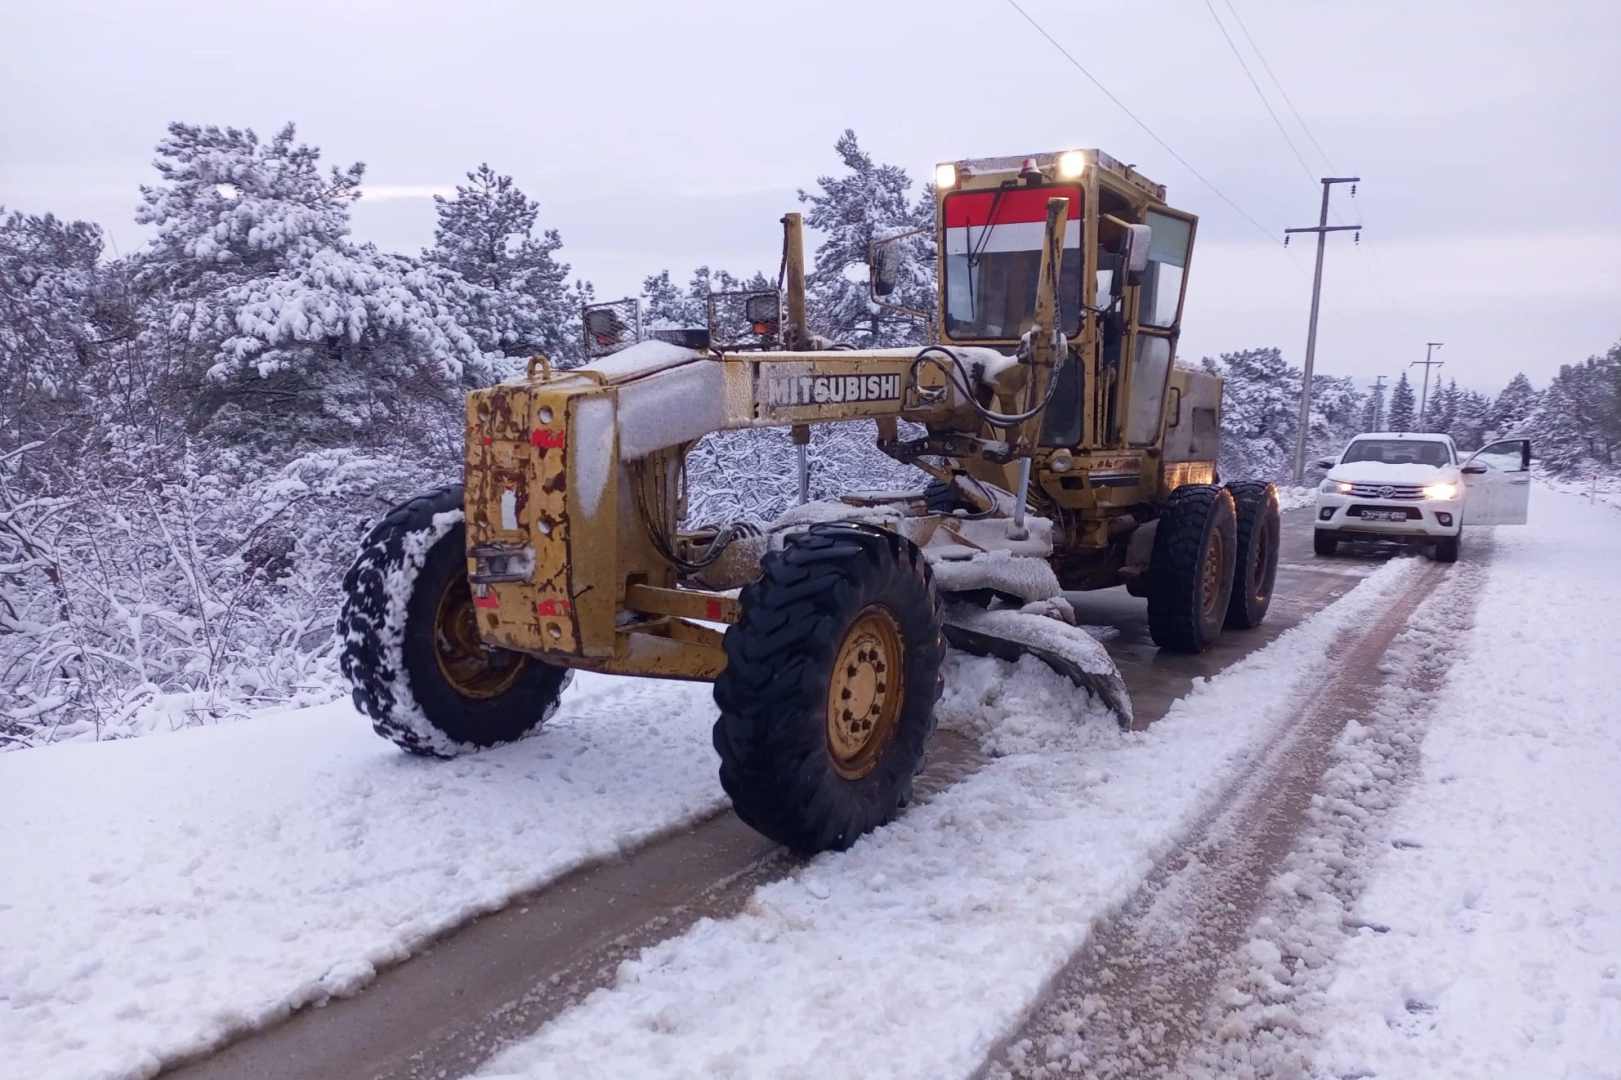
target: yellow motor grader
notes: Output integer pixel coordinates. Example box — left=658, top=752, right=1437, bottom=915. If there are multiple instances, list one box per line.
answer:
left=338, top=149, right=1281, bottom=854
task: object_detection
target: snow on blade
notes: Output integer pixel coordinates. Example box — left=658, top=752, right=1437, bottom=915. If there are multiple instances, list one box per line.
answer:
left=929, top=551, right=1062, bottom=604
left=942, top=605, right=1131, bottom=726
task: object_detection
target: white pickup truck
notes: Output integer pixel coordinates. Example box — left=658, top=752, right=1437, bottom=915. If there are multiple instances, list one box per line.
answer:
left=1312, top=432, right=1532, bottom=562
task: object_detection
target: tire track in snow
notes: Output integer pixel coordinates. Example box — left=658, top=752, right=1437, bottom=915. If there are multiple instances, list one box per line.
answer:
left=980, top=547, right=1487, bottom=1080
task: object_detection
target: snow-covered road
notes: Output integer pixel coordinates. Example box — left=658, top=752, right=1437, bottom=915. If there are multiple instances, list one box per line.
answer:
left=6, top=488, right=1615, bottom=1080
left=1307, top=486, right=1621, bottom=1078
left=467, top=558, right=1427, bottom=1080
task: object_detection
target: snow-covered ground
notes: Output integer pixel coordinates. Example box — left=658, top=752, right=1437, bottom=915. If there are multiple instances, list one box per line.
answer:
left=1306, top=486, right=1621, bottom=1078
left=6, top=488, right=1615, bottom=1080
left=0, top=673, right=726, bottom=1080
left=1540, top=467, right=1621, bottom=513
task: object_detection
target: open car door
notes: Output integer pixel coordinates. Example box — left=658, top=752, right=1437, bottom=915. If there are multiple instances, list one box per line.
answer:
left=1461, top=439, right=1532, bottom=525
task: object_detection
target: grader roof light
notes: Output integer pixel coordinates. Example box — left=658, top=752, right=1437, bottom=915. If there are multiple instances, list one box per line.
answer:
left=934, top=163, right=958, bottom=190
left=1056, top=150, right=1087, bottom=179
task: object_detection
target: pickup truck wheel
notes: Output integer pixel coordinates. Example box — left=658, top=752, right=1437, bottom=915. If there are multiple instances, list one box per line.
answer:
left=338, top=485, right=572, bottom=757
left=1313, top=529, right=1339, bottom=557
left=1147, top=485, right=1238, bottom=654
left=1432, top=533, right=1461, bottom=563
left=712, top=523, right=943, bottom=854
left=1224, top=480, right=1281, bottom=629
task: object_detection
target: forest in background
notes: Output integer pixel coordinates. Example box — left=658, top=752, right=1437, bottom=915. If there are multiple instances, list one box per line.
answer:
left=3, top=122, right=1615, bottom=748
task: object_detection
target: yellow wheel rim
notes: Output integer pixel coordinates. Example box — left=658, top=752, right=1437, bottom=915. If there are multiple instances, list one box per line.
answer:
left=1201, top=530, right=1226, bottom=620
left=433, top=574, right=526, bottom=699
left=826, top=605, right=905, bottom=781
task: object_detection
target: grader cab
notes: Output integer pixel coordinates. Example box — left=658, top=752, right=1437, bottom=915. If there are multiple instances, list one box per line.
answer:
left=338, top=149, right=1281, bottom=854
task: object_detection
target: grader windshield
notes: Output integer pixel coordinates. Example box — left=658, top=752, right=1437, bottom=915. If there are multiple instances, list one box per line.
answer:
left=942, top=186, right=1083, bottom=340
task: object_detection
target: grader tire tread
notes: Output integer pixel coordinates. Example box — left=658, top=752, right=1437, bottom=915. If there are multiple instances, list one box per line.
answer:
left=713, top=523, right=943, bottom=854
left=338, top=484, right=570, bottom=757
left=1146, top=484, right=1238, bottom=654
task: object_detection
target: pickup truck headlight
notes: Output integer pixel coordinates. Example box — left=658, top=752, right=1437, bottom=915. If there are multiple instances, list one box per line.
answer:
left=1422, top=482, right=1459, bottom=500
left=1320, top=479, right=1353, bottom=494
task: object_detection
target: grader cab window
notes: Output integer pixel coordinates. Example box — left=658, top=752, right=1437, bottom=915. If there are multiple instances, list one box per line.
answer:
left=1139, top=210, right=1193, bottom=329
left=943, top=186, right=1083, bottom=340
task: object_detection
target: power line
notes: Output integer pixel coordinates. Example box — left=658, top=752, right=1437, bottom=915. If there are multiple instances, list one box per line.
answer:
left=1200, top=0, right=1318, bottom=187
left=1002, top=0, right=1282, bottom=248
left=1002, top=0, right=1385, bottom=366
left=1219, top=0, right=1339, bottom=174
left=1200, top=0, right=1412, bottom=363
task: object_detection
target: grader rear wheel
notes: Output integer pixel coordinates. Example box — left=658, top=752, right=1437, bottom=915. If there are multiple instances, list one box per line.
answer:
left=712, top=523, right=944, bottom=854
left=1224, top=480, right=1281, bottom=629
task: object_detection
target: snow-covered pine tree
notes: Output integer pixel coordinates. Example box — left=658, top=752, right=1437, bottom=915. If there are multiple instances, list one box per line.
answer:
left=134, top=122, right=484, bottom=451
left=1359, top=380, right=1386, bottom=432
left=1427, top=378, right=1460, bottom=436
left=1531, top=347, right=1619, bottom=472
left=641, top=266, right=776, bottom=332
left=1452, top=388, right=1493, bottom=450
left=1386, top=372, right=1417, bottom=432
left=1202, top=347, right=1300, bottom=480
left=425, top=164, right=586, bottom=368
left=0, top=210, right=116, bottom=453
left=1308, top=373, right=1365, bottom=458
left=798, top=130, right=934, bottom=347
left=1490, top=373, right=1539, bottom=439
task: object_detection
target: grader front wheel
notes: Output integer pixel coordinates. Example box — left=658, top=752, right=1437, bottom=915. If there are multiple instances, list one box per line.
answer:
left=712, top=523, right=944, bottom=854
left=338, top=485, right=572, bottom=757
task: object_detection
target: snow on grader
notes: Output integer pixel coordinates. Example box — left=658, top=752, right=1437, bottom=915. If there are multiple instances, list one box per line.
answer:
left=338, top=149, right=1281, bottom=854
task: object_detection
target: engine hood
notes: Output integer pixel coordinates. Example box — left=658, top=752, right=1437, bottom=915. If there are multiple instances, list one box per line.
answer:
left=1326, top=460, right=1459, bottom=485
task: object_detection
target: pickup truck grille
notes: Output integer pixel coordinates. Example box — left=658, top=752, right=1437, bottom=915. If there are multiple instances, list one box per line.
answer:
left=1346, top=482, right=1426, bottom=500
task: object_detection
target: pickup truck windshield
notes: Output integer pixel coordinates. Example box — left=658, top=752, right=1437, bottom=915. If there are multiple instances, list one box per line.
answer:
left=1342, top=439, right=1454, bottom=466
left=942, top=186, right=1082, bottom=340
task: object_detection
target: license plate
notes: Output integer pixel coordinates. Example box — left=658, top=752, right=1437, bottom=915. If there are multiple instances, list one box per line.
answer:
left=1361, top=510, right=1407, bottom=522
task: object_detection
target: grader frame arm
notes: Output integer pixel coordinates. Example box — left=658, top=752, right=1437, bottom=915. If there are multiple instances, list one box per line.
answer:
left=461, top=201, right=1072, bottom=684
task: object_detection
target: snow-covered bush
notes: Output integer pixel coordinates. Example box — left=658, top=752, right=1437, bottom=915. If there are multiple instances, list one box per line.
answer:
left=0, top=439, right=452, bottom=747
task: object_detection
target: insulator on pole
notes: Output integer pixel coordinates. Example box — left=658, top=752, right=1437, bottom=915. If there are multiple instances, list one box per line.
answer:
left=1354, top=231, right=1361, bottom=245
left=1351, top=183, right=1357, bottom=196
left=1284, top=234, right=1290, bottom=247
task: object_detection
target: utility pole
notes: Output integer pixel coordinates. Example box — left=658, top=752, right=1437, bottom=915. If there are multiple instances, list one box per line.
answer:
left=1412, top=342, right=1444, bottom=430
left=1287, top=177, right=1361, bottom=483
left=1371, top=374, right=1387, bottom=430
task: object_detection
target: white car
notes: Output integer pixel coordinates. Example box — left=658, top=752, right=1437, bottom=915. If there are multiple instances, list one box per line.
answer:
left=1312, top=432, right=1532, bottom=562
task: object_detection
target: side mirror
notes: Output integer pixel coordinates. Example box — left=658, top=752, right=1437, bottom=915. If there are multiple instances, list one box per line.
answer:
left=1314, top=457, right=1335, bottom=470
left=1461, top=463, right=1488, bottom=475
left=870, top=239, right=902, bottom=297
left=1123, top=223, right=1152, bottom=287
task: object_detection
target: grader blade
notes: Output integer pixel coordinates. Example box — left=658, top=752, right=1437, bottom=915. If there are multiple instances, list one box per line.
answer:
left=942, top=608, right=1133, bottom=728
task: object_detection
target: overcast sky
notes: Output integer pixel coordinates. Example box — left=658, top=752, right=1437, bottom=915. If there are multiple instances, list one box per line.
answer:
left=4, top=0, right=1618, bottom=392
